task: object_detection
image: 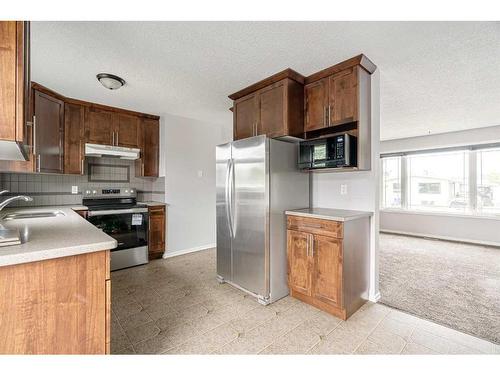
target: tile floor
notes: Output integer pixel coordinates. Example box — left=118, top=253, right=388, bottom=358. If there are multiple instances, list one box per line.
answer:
left=110, top=249, right=499, bottom=355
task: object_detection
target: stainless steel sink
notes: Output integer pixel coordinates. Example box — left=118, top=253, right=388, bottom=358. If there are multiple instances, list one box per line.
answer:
left=1, top=210, right=66, bottom=220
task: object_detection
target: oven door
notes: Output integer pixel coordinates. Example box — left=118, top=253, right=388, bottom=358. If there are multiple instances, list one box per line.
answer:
left=88, top=208, right=149, bottom=250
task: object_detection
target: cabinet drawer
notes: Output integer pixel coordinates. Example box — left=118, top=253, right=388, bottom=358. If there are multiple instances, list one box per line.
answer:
left=287, top=215, right=343, bottom=239
left=148, top=205, right=165, bottom=215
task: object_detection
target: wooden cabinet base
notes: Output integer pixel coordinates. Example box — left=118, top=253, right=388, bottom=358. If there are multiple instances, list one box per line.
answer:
left=0, top=250, right=111, bottom=354
left=290, top=289, right=348, bottom=320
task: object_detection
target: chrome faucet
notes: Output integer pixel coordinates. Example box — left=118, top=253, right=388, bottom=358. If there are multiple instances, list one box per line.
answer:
left=0, top=192, right=33, bottom=212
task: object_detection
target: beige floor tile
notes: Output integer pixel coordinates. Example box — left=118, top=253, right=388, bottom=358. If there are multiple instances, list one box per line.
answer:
left=125, top=321, right=161, bottom=344
left=356, top=329, right=407, bottom=354
left=143, top=302, right=177, bottom=321
left=229, top=305, right=278, bottom=334
left=313, top=324, right=368, bottom=354
left=118, top=310, right=153, bottom=331
left=401, top=342, right=439, bottom=354
left=373, top=316, right=415, bottom=340
left=155, top=311, right=193, bottom=331
left=303, top=310, right=343, bottom=337
left=113, top=301, right=144, bottom=320
left=269, top=296, right=299, bottom=314
left=175, top=302, right=209, bottom=320
left=308, top=336, right=351, bottom=354
left=166, top=323, right=239, bottom=354
left=112, top=345, right=135, bottom=354
left=133, top=331, right=175, bottom=354
left=409, top=328, right=481, bottom=354
left=260, top=321, right=322, bottom=354
left=111, top=332, right=133, bottom=353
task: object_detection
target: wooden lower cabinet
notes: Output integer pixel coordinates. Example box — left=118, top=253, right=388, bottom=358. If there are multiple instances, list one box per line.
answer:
left=0, top=250, right=111, bottom=354
left=148, top=205, right=166, bottom=260
left=286, top=214, right=370, bottom=320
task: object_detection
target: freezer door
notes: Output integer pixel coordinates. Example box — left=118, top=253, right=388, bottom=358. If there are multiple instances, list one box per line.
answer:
left=216, top=142, right=232, bottom=281
left=232, top=135, right=269, bottom=297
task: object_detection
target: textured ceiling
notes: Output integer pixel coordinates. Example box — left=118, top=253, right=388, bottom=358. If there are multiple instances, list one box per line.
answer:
left=31, top=21, right=500, bottom=140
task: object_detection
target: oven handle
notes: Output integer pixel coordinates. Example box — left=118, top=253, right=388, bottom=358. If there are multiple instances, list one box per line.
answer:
left=87, top=208, right=149, bottom=216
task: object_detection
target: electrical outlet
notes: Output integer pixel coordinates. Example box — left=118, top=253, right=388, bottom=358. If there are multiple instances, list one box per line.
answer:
left=71, top=186, right=78, bottom=194
left=340, top=184, right=348, bottom=195
left=197, top=170, right=203, bottom=178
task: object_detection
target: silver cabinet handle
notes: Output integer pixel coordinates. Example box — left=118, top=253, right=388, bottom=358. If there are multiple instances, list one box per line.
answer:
left=324, top=107, right=328, bottom=127
left=116, top=131, right=119, bottom=145
left=328, top=105, right=331, bottom=126
left=81, top=159, right=84, bottom=175
left=36, top=154, right=41, bottom=172
left=33, top=115, right=37, bottom=154
left=310, top=234, right=314, bottom=257
left=112, top=132, right=115, bottom=145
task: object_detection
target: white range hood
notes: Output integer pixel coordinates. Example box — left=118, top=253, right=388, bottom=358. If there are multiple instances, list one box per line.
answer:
left=85, top=143, right=140, bottom=160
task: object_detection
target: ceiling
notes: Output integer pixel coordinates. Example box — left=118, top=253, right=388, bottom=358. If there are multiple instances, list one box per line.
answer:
left=31, top=21, right=500, bottom=140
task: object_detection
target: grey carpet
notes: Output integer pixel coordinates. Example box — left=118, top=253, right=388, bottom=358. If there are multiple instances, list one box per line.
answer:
left=379, top=233, right=500, bottom=344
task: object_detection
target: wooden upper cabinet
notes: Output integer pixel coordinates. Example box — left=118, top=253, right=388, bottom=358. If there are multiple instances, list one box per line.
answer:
left=137, top=118, right=159, bottom=177
left=311, top=234, right=343, bottom=308
left=287, top=229, right=312, bottom=296
left=233, top=93, right=258, bottom=140
left=85, top=107, right=114, bottom=145
left=64, top=102, right=85, bottom=174
left=33, top=89, right=64, bottom=174
left=229, top=69, right=304, bottom=141
left=114, top=113, right=140, bottom=148
left=0, top=21, right=30, bottom=155
left=304, top=78, right=328, bottom=132
left=328, top=67, right=358, bottom=126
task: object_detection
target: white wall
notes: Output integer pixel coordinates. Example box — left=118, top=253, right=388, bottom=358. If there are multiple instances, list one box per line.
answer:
left=311, top=70, right=381, bottom=302
left=161, top=113, right=232, bottom=256
left=380, top=211, right=500, bottom=247
left=380, top=124, right=500, bottom=247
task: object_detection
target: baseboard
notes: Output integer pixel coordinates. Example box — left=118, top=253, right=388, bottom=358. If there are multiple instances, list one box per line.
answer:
left=381, top=229, right=500, bottom=248
left=369, top=291, right=381, bottom=303
left=162, top=243, right=216, bottom=259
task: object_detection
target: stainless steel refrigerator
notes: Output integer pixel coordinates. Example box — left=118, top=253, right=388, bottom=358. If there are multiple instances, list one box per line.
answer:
left=216, top=135, right=309, bottom=305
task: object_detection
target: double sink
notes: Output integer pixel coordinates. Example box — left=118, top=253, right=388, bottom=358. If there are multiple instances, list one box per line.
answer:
left=2, top=210, right=66, bottom=221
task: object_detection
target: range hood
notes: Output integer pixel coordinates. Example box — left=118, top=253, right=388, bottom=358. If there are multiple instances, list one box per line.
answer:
left=0, top=140, right=29, bottom=161
left=85, top=143, right=140, bottom=160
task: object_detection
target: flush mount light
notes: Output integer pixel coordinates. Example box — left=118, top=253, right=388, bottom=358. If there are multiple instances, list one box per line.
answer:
left=96, top=73, right=126, bottom=90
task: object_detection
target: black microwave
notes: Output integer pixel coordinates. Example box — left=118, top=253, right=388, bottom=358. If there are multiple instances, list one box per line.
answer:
left=298, top=134, right=357, bottom=170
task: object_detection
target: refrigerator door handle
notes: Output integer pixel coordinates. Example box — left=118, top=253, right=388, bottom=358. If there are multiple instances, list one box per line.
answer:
left=228, top=158, right=236, bottom=237
left=225, top=159, right=233, bottom=238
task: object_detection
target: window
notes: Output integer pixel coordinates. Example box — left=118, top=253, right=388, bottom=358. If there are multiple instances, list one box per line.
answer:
left=477, top=148, right=500, bottom=214
left=407, top=151, right=468, bottom=212
left=381, top=156, right=402, bottom=208
left=381, top=146, right=500, bottom=217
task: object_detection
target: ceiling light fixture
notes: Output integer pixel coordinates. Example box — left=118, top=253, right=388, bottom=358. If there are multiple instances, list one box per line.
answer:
left=96, top=73, right=126, bottom=90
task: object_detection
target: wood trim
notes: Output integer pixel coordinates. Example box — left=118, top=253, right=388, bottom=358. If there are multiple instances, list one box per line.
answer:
left=105, top=279, right=111, bottom=354
left=31, top=81, right=160, bottom=120
left=291, top=289, right=347, bottom=320
left=228, top=68, right=305, bottom=100
left=304, top=54, right=377, bottom=85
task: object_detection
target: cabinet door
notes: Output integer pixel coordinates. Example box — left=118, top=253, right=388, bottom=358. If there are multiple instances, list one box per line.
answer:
left=85, top=107, right=114, bottom=145
left=311, top=234, right=343, bottom=308
left=287, top=229, right=312, bottom=296
left=328, top=68, right=358, bottom=125
left=259, top=82, right=285, bottom=138
left=233, top=93, right=258, bottom=140
left=304, top=78, right=328, bottom=132
left=34, top=90, right=64, bottom=174
left=148, top=206, right=165, bottom=259
left=141, top=118, right=159, bottom=177
left=64, top=103, right=85, bottom=174
left=114, top=113, right=140, bottom=148
left=0, top=21, right=30, bottom=148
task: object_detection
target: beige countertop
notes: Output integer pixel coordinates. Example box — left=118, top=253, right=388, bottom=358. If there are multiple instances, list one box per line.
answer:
left=138, top=201, right=168, bottom=207
left=285, top=207, right=373, bottom=222
left=0, top=206, right=117, bottom=267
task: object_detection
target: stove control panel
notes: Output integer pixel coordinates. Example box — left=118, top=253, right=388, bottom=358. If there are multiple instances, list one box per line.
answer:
left=83, top=187, right=136, bottom=198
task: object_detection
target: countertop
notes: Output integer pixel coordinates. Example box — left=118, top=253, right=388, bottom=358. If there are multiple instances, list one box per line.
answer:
left=285, top=207, right=373, bottom=222
left=0, top=207, right=117, bottom=267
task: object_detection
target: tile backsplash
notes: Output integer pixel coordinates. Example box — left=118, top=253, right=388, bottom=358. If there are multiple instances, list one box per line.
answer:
left=0, top=157, right=165, bottom=207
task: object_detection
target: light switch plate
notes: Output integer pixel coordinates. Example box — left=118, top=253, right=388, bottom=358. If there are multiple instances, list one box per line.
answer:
left=340, top=184, right=348, bottom=195
left=71, top=186, right=78, bottom=194
left=197, top=170, right=203, bottom=178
